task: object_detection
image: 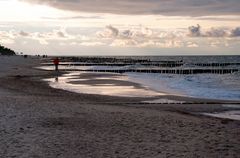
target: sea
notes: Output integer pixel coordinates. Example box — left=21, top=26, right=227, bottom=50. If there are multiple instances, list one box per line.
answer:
left=40, top=55, right=240, bottom=101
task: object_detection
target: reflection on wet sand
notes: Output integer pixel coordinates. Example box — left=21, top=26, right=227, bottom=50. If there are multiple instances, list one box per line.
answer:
left=45, top=72, right=165, bottom=97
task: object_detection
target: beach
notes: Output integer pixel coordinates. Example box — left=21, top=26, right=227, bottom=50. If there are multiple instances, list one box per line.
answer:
left=0, top=56, right=240, bottom=158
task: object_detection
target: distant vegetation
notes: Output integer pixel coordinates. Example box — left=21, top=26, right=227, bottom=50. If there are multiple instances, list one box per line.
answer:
left=0, top=44, right=16, bottom=55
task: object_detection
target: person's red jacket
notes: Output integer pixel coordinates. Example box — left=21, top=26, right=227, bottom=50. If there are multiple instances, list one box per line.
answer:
left=53, top=58, right=59, bottom=65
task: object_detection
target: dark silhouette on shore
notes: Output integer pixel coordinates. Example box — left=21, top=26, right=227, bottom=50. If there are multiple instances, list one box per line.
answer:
left=0, top=44, right=16, bottom=56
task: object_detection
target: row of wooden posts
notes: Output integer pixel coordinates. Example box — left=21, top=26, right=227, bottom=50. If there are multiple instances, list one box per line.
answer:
left=46, top=62, right=240, bottom=68
left=194, top=63, right=240, bottom=67
left=57, top=63, right=183, bottom=67
left=79, top=68, right=239, bottom=74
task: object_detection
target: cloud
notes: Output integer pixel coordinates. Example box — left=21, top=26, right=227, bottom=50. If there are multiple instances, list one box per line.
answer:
left=0, top=30, right=17, bottom=44
left=106, top=25, right=119, bottom=37
left=231, top=27, right=240, bottom=37
left=19, top=31, right=30, bottom=37
left=96, top=25, right=119, bottom=38
left=194, top=16, right=240, bottom=21
left=209, top=40, right=230, bottom=48
left=41, top=15, right=103, bottom=20
left=186, top=42, right=199, bottom=48
left=205, top=28, right=229, bottom=38
left=96, top=25, right=188, bottom=48
left=97, top=25, right=156, bottom=40
left=188, top=24, right=240, bottom=37
left=80, top=42, right=105, bottom=46
left=22, top=0, right=240, bottom=16
left=96, top=25, right=240, bottom=48
left=56, top=31, right=66, bottom=38
left=188, top=24, right=201, bottom=37
left=17, top=28, right=74, bottom=45
left=1, top=28, right=92, bottom=46
left=2, top=25, right=240, bottom=48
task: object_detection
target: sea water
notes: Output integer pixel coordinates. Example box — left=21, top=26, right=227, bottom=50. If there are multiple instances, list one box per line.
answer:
left=40, top=56, right=240, bottom=101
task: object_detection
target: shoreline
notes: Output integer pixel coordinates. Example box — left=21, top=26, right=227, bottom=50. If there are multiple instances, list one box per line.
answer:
left=0, top=56, right=240, bottom=157
left=38, top=61, right=240, bottom=101
left=39, top=67, right=240, bottom=103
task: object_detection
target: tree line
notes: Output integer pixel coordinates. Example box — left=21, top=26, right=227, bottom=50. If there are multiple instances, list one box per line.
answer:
left=0, top=44, right=16, bottom=55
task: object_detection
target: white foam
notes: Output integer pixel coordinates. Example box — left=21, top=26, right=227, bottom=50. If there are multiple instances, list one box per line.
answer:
left=126, top=72, right=240, bottom=101
left=142, top=99, right=185, bottom=104
left=222, top=104, right=240, bottom=108
left=203, top=111, right=240, bottom=121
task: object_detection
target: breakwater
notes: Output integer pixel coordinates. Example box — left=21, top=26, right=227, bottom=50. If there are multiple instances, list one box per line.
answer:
left=81, top=68, right=238, bottom=74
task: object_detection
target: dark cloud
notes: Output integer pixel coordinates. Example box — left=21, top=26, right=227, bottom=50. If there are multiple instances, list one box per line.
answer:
left=22, top=0, right=240, bottom=16
left=195, top=17, right=240, bottom=21
left=188, top=24, right=240, bottom=37
left=157, top=16, right=240, bottom=21
left=106, top=25, right=119, bottom=37
left=121, top=30, right=133, bottom=38
left=205, top=28, right=228, bottom=38
left=231, top=27, right=240, bottom=37
left=97, top=25, right=119, bottom=38
left=56, top=31, right=65, bottom=38
left=188, top=24, right=201, bottom=37
left=97, top=25, right=154, bottom=40
left=19, top=31, right=29, bottom=36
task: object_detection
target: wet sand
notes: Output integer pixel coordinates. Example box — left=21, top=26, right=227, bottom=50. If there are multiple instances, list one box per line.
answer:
left=0, top=56, right=240, bottom=158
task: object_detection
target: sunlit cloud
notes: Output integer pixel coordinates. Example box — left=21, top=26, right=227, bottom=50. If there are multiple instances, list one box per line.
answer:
left=0, top=30, right=16, bottom=44
left=2, top=25, right=240, bottom=49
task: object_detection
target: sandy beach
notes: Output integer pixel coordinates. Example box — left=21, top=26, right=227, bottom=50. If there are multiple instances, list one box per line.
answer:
left=0, top=56, right=240, bottom=158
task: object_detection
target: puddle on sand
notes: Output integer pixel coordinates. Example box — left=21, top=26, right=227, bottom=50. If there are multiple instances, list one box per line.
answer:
left=44, top=72, right=165, bottom=98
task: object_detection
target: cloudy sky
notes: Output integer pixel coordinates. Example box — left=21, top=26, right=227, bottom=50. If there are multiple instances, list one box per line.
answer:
left=0, top=0, right=240, bottom=55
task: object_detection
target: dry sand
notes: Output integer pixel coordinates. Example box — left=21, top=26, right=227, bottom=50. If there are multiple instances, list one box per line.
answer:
left=0, top=56, right=240, bottom=158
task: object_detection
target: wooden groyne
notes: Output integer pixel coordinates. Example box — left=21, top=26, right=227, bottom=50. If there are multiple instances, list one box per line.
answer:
left=50, top=57, right=240, bottom=68
left=44, top=57, right=240, bottom=74
left=58, top=57, right=151, bottom=63
left=194, top=63, right=240, bottom=67
left=52, top=57, right=183, bottom=65
left=81, top=68, right=239, bottom=74
left=43, top=62, right=184, bottom=67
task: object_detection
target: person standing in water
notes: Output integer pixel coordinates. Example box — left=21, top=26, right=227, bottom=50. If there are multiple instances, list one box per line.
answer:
left=53, top=57, right=60, bottom=71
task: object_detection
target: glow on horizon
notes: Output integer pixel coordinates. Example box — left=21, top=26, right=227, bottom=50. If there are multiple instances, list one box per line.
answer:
left=0, top=0, right=68, bottom=21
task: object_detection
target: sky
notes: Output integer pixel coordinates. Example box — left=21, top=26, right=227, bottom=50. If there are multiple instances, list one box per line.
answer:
left=0, top=0, right=240, bottom=56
